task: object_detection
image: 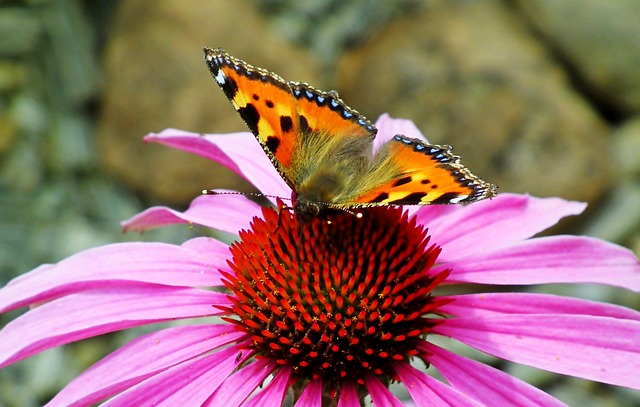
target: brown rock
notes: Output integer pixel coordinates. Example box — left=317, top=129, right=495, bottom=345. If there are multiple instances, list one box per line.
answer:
left=338, top=0, right=612, bottom=203
left=97, top=0, right=320, bottom=204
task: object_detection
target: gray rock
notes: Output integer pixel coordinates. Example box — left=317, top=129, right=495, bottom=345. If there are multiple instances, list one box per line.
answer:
left=516, top=0, right=640, bottom=115
left=613, top=117, right=640, bottom=177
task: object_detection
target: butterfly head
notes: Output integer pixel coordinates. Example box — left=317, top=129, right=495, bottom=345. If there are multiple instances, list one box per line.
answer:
left=293, top=199, right=323, bottom=223
left=290, top=190, right=323, bottom=222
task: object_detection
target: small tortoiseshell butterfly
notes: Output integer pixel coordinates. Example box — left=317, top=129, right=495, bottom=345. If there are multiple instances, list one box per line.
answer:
left=204, top=47, right=496, bottom=221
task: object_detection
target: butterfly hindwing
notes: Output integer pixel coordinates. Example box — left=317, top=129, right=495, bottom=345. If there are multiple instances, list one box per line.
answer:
left=347, top=135, right=496, bottom=206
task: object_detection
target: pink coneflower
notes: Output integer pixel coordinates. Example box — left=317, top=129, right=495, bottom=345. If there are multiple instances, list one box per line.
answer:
left=1, top=114, right=639, bottom=406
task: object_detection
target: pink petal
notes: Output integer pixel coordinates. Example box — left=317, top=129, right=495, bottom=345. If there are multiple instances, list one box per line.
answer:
left=437, top=235, right=640, bottom=291
left=0, top=238, right=229, bottom=313
left=393, top=362, right=483, bottom=407
left=101, top=344, right=242, bottom=407
left=373, top=113, right=428, bottom=151
left=425, top=194, right=586, bottom=261
left=180, top=235, right=228, bottom=253
left=48, top=325, right=243, bottom=407
left=146, top=129, right=290, bottom=199
left=0, top=285, right=230, bottom=368
left=203, top=359, right=277, bottom=406
left=122, top=193, right=262, bottom=234
left=412, top=205, right=461, bottom=227
left=337, top=381, right=360, bottom=407
left=243, top=366, right=292, bottom=407
left=433, top=315, right=640, bottom=389
left=439, top=292, right=640, bottom=320
left=421, top=342, right=567, bottom=406
left=294, top=378, right=323, bottom=407
left=365, top=374, right=405, bottom=407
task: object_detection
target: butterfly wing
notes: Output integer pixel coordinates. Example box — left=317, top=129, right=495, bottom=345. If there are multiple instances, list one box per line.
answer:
left=288, top=83, right=376, bottom=142
left=204, top=48, right=377, bottom=192
left=204, top=47, right=301, bottom=189
left=340, top=135, right=497, bottom=206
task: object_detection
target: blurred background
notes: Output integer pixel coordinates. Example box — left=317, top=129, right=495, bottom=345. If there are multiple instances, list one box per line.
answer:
left=1, top=0, right=639, bottom=405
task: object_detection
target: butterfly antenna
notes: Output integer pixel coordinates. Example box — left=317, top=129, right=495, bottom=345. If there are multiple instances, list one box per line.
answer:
left=202, top=189, right=292, bottom=203
left=332, top=206, right=363, bottom=220
left=344, top=208, right=364, bottom=219
left=320, top=203, right=364, bottom=224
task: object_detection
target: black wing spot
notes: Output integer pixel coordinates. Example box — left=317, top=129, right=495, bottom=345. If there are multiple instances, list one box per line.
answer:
left=431, top=192, right=464, bottom=204
left=431, top=184, right=438, bottom=189
left=388, top=192, right=427, bottom=205
left=280, top=116, right=293, bottom=133
left=392, top=176, right=412, bottom=187
left=370, top=192, right=389, bottom=203
left=299, top=115, right=310, bottom=134
left=421, top=179, right=431, bottom=185
left=237, top=103, right=260, bottom=135
left=266, top=100, right=274, bottom=108
left=266, top=136, right=281, bottom=154
left=221, top=76, right=239, bottom=99
left=252, top=94, right=260, bottom=101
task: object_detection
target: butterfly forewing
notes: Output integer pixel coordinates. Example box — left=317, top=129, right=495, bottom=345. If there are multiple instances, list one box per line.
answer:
left=204, top=48, right=299, bottom=186
left=289, top=83, right=376, bottom=141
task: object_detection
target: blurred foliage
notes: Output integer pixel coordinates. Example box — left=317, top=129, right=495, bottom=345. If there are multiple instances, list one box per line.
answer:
left=0, top=1, right=195, bottom=405
left=0, top=0, right=197, bottom=281
left=2, top=0, right=110, bottom=281
left=254, top=0, right=421, bottom=65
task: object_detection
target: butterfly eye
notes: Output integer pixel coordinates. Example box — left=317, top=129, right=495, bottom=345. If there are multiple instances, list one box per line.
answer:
left=294, top=201, right=321, bottom=223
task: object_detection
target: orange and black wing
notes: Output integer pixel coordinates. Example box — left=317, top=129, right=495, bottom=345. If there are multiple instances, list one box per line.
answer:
left=288, top=82, right=376, bottom=142
left=350, top=135, right=497, bottom=206
left=204, top=47, right=377, bottom=190
left=204, top=47, right=300, bottom=188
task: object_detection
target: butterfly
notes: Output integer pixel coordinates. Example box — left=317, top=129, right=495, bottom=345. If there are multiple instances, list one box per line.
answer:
left=204, top=47, right=497, bottom=221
